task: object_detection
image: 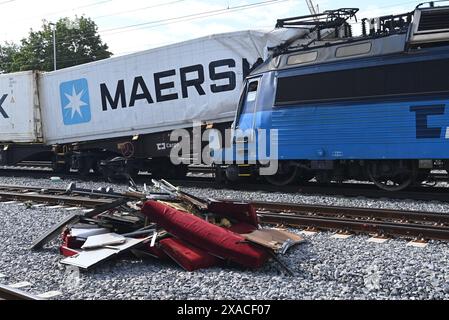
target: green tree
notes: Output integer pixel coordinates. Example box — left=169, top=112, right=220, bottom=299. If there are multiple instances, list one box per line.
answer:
left=11, top=16, right=112, bottom=72
left=0, top=42, right=19, bottom=73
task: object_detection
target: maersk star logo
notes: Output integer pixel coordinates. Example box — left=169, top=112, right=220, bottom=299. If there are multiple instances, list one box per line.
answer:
left=60, top=78, right=91, bottom=125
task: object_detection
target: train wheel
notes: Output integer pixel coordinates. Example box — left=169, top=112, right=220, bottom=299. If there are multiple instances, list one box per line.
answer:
left=367, top=160, right=415, bottom=192
left=297, top=170, right=315, bottom=185
left=265, top=162, right=299, bottom=186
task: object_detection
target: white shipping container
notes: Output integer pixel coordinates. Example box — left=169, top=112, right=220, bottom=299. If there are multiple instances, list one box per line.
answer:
left=0, top=71, right=42, bottom=143
left=39, top=29, right=305, bottom=145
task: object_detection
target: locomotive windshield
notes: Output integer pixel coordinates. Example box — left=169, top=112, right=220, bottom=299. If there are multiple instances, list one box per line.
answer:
left=235, top=78, right=260, bottom=130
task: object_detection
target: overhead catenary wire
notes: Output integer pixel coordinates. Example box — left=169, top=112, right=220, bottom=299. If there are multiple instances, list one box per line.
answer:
left=16, top=0, right=295, bottom=45
left=99, top=0, right=293, bottom=34
left=92, top=0, right=187, bottom=20
left=1, top=0, right=114, bottom=24
left=1, top=0, right=424, bottom=62
left=53, top=0, right=414, bottom=47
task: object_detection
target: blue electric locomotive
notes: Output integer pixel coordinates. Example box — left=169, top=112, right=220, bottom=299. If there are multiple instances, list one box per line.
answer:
left=217, top=2, right=449, bottom=191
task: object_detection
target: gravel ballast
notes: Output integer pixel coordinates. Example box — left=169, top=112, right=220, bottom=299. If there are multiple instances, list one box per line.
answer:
left=1, top=175, right=449, bottom=300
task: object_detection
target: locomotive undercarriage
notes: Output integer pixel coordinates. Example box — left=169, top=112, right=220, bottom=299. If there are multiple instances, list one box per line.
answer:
left=220, top=159, right=448, bottom=191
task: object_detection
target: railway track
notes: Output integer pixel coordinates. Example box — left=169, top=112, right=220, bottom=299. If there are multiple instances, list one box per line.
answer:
left=2, top=165, right=449, bottom=203
left=0, top=184, right=449, bottom=242
left=171, top=179, right=449, bottom=203
left=253, top=202, right=449, bottom=242
left=0, top=185, right=114, bottom=208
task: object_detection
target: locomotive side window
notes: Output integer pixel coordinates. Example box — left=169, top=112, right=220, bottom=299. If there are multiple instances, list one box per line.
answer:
left=235, top=78, right=260, bottom=131
left=246, top=81, right=259, bottom=103
left=275, top=58, right=449, bottom=106
left=287, top=51, right=318, bottom=65
left=336, top=42, right=372, bottom=58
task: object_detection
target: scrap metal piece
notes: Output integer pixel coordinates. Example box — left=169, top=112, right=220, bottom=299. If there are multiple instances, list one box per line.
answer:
left=152, top=179, right=208, bottom=210
left=243, top=229, right=305, bottom=254
left=60, top=237, right=149, bottom=269
left=268, top=251, right=295, bottom=277
left=30, top=213, right=82, bottom=251
left=150, top=231, right=157, bottom=247
left=71, top=227, right=110, bottom=239
left=66, top=182, right=145, bottom=200
left=121, top=229, right=156, bottom=238
left=36, top=291, right=62, bottom=299
left=81, top=233, right=126, bottom=250
left=31, top=198, right=128, bottom=250
left=0, top=284, right=42, bottom=300
left=8, top=281, right=32, bottom=289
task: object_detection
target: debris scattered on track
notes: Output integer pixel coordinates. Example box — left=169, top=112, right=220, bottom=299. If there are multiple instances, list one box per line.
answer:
left=3, top=176, right=449, bottom=299
left=31, top=179, right=303, bottom=273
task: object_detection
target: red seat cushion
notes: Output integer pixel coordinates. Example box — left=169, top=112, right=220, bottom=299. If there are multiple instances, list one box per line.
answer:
left=140, top=243, right=170, bottom=260
left=160, top=238, right=221, bottom=272
left=142, top=201, right=269, bottom=269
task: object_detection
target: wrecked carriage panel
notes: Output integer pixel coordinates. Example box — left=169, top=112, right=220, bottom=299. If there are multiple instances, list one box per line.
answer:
left=60, top=237, right=149, bottom=270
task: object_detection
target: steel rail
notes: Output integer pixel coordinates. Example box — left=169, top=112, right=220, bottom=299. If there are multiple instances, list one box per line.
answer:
left=0, top=285, right=42, bottom=300
left=0, top=184, right=126, bottom=199
left=0, top=184, right=68, bottom=193
left=0, top=190, right=113, bottom=207
left=251, top=201, right=449, bottom=225
left=251, top=201, right=449, bottom=241
left=258, top=212, right=449, bottom=241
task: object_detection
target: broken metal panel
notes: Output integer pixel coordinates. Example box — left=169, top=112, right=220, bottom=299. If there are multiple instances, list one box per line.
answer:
left=60, top=247, right=117, bottom=269
left=243, top=229, right=305, bottom=253
left=0, top=284, right=43, bottom=300
left=71, top=228, right=110, bottom=239
left=31, top=198, right=128, bottom=251
left=61, top=237, right=149, bottom=269
left=81, top=233, right=126, bottom=250
left=30, top=213, right=82, bottom=250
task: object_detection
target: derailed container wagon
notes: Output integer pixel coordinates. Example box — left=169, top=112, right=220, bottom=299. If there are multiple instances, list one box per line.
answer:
left=0, top=71, right=52, bottom=166
left=37, top=30, right=302, bottom=177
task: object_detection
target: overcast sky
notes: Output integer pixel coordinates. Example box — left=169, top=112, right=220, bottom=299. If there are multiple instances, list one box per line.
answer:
left=0, top=0, right=419, bottom=56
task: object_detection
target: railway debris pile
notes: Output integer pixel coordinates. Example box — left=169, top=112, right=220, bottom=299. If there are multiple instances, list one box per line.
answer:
left=31, top=180, right=304, bottom=273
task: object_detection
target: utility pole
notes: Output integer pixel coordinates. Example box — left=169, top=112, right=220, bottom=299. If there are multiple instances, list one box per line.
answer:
left=49, top=23, right=57, bottom=71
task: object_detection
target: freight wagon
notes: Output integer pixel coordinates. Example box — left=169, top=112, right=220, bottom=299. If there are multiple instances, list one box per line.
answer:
left=0, top=29, right=306, bottom=178
left=0, top=71, right=52, bottom=166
